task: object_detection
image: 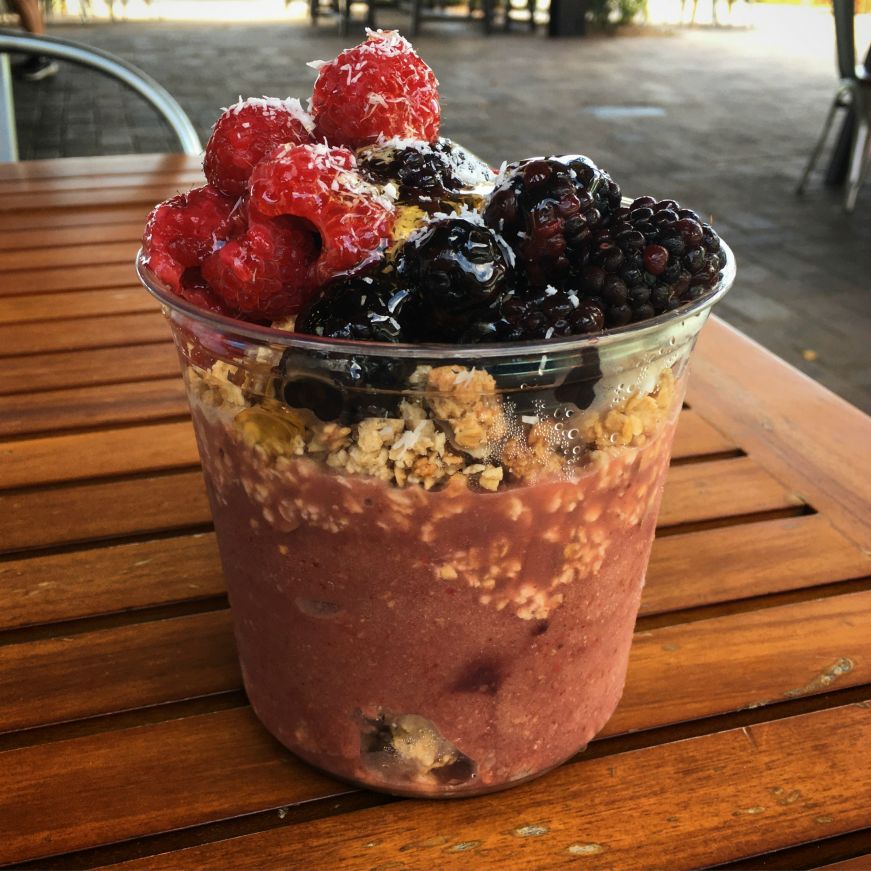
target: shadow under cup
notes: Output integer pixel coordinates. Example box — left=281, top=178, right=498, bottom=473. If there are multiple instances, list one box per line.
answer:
left=137, top=243, right=734, bottom=798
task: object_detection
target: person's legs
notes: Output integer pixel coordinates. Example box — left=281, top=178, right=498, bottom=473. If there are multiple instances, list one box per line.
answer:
left=7, top=0, right=60, bottom=81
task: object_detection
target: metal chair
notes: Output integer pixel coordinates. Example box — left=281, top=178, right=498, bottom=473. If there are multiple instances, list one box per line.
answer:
left=796, top=0, right=871, bottom=212
left=0, top=29, right=201, bottom=162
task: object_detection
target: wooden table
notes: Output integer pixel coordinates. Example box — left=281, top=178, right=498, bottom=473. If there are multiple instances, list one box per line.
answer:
left=1, top=154, right=870, bottom=871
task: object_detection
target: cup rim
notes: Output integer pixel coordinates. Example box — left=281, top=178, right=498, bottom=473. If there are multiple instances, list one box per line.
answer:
left=136, top=238, right=735, bottom=361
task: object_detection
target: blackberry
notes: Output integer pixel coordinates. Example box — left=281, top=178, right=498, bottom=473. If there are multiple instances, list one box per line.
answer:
left=582, top=196, right=726, bottom=325
left=356, top=138, right=492, bottom=210
left=395, top=217, right=514, bottom=342
left=296, top=272, right=410, bottom=343
left=482, top=155, right=622, bottom=288
left=292, top=272, right=413, bottom=420
left=464, top=286, right=604, bottom=343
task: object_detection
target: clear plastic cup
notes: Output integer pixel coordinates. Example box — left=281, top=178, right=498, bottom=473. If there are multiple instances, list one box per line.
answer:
left=137, top=241, right=734, bottom=798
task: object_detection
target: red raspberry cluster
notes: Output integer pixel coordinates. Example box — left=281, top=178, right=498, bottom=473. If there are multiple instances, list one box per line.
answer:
left=142, top=30, right=439, bottom=321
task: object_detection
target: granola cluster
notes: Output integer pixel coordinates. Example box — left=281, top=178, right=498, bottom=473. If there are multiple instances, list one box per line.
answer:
left=187, top=358, right=678, bottom=494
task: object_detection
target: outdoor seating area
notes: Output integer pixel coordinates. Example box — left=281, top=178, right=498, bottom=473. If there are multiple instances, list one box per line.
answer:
left=1, top=3, right=870, bottom=869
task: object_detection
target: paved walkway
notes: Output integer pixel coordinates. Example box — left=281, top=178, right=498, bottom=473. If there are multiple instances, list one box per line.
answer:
left=11, top=9, right=871, bottom=411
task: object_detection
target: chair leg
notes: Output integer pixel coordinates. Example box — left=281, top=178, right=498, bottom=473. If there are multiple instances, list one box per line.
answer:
left=410, top=0, right=422, bottom=36
left=796, top=98, right=841, bottom=195
left=845, top=119, right=869, bottom=212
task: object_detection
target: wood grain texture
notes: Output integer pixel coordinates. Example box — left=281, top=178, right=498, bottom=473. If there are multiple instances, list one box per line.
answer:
left=0, top=205, right=149, bottom=232
left=0, top=708, right=345, bottom=866
left=0, top=312, right=169, bottom=355
left=0, top=153, right=199, bottom=181
left=657, top=456, right=803, bottom=528
left=0, top=240, right=139, bottom=271
left=689, top=317, right=871, bottom=551
left=0, top=343, right=180, bottom=396
left=107, top=702, right=871, bottom=871
left=0, top=170, right=202, bottom=196
left=0, top=469, right=210, bottom=554
left=0, top=183, right=200, bottom=213
left=643, top=513, right=871, bottom=616
left=0, top=610, right=239, bottom=733
left=814, top=856, right=871, bottom=870
left=0, top=288, right=158, bottom=326
left=0, top=533, right=223, bottom=632
left=0, top=222, right=145, bottom=252
left=0, top=377, right=187, bottom=438
left=670, top=409, right=736, bottom=458
left=0, top=420, right=199, bottom=489
left=0, top=262, right=138, bottom=295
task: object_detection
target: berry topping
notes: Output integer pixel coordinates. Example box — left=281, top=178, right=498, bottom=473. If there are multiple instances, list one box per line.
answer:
left=483, top=156, right=622, bottom=289
left=201, top=209, right=319, bottom=320
left=249, top=143, right=396, bottom=286
left=142, top=185, right=243, bottom=293
left=580, top=197, right=726, bottom=324
left=395, top=217, right=514, bottom=341
left=296, top=271, right=409, bottom=342
left=465, top=286, right=604, bottom=343
left=356, top=137, right=493, bottom=208
left=203, top=97, right=316, bottom=197
left=309, top=30, right=440, bottom=148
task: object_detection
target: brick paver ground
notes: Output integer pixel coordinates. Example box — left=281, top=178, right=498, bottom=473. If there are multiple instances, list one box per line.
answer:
left=9, top=9, right=871, bottom=410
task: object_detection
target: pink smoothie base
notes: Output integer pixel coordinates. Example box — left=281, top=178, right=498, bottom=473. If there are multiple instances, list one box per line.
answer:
left=192, top=402, right=677, bottom=797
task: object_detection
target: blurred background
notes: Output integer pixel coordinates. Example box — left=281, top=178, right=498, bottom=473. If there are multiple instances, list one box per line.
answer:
left=4, top=0, right=870, bottom=409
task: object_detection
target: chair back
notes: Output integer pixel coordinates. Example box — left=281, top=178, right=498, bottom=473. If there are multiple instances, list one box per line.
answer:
left=833, top=0, right=856, bottom=81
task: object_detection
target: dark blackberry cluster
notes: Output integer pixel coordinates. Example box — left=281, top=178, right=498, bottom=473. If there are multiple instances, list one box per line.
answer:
left=296, top=272, right=410, bottom=342
left=462, top=288, right=604, bottom=343
left=482, top=156, right=622, bottom=288
left=357, top=139, right=488, bottom=209
left=395, top=217, right=514, bottom=341
left=578, top=197, right=727, bottom=327
left=292, top=272, right=413, bottom=420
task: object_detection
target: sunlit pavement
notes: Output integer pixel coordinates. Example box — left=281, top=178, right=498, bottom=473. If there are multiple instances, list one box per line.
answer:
left=13, top=5, right=871, bottom=410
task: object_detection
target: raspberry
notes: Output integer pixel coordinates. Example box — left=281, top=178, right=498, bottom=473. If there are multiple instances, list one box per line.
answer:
left=309, top=30, right=440, bottom=148
left=142, top=185, right=243, bottom=293
left=177, top=268, right=232, bottom=316
left=249, top=143, right=395, bottom=286
left=483, top=155, right=622, bottom=289
left=203, top=97, right=316, bottom=197
left=201, top=208, right=319, bottom=321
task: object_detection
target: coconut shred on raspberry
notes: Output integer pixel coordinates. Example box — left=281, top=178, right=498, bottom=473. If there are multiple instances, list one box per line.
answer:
left=138, top=29, right=732, bottom=797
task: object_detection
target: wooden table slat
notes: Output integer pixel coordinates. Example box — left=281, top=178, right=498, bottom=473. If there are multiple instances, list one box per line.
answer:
left=0, top=170, right=203, bottom=196
left=0, top=377, right=188, bottom=439
left=104, top=703, right=871, bottom=871
left=0, top=420, right=199, bottom=490
left=0, top=312, right=168, bottom=356
left=643, top=512, right=871, bottom=616
left=0, top=707, right=342, bottom=866
left=0, top=289, right=158, bottom=327
left=0, top=205, right=151, bottom=232
left=0, top=153, right=200, bottom=182
left=0, top=183, right=201, bottom=213
left=0, top=222, right=147, bottom=252
left=0, top=343, right=180, bottom=396
left=0, top=532, right=223, bottom=633
left=0, top=262, right=139, bottom=296
left=0, top=240, right=140, bottom=272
